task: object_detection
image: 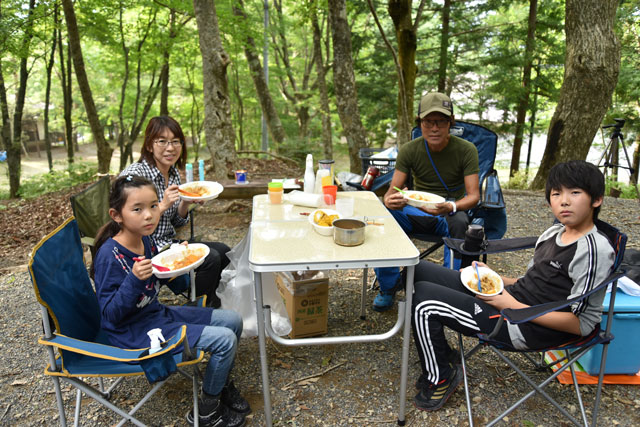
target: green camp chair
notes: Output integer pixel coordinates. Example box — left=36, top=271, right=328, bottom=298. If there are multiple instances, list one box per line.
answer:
left=69, top=175, right=111, bottom=256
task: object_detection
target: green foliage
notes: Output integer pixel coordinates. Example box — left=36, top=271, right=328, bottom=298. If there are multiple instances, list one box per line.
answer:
left=4, top=161, right=98, bottom=200
left=505, top=168, right=534, bottom=190
left=605, top=176, right=639, bottom=200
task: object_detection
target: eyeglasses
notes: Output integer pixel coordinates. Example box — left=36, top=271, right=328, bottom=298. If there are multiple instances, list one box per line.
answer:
left=154, top=139, right=183, bottom=147
left=421, top=118, right=450, bottom=129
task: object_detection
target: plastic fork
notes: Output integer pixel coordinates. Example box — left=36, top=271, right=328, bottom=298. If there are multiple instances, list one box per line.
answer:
left=133, top=257, right=170, bottom=272
left=474, top=263, right=483, bottom=293
left=393, top=186, right=408, bottom=195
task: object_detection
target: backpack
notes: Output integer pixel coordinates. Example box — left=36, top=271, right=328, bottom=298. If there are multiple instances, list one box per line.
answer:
left=480, top=169, right=505, bottom=210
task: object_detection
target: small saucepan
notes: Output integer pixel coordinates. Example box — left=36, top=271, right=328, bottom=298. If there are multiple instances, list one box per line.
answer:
left=333, top=218, right=366, bottom=246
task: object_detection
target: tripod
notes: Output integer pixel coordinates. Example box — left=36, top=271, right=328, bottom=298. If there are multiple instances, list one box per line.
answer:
left=596, top=118, right=640, bottom=200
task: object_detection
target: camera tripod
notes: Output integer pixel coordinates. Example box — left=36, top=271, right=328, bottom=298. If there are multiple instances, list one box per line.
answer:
left=596, top=118, right=640, bottom=201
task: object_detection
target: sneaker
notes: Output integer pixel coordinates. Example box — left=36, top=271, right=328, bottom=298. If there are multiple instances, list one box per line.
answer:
left=415, top=348, right=461, bottom=389
left=414, top=365, right=463, bottom=412
left=372, top=292, right=395, bottom=312
left=222, top=380, right=251, bottom=415
left=186, top=394, right=246, bottom=427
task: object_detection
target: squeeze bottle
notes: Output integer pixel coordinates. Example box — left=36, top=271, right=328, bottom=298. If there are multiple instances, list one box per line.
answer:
left=147, top=328, right=165, bottom=355
left=185, top=163, right=194, bottom=183
left=198, top=159, right=205, bottom=181
left=303, top=154, right=315, bottom=193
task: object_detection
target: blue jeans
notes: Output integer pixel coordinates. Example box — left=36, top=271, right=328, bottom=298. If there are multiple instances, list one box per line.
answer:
left=375, top=205, right=468, bottom=293
left=194, top=309, right=243, bottom=396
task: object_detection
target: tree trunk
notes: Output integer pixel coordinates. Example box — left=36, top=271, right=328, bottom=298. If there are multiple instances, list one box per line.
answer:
left=62, top=0, right=112, bottom=174
left=59, top=29, right=74, bottom=166
left=0, top=62, right=12, bottom=155
left=233, top=0, right=286, bottom=149
left=387, top=0, right=418, bottom=144
left=44, top=6, right=58, bottom=172
left=437, top=0, right=451, bottom=93
left=193, top=0, right=237, bottom=180
left=328, top=0, right=368, bottom=173
left=311, top=3, right=332, bottom=160
left=509, top=0, right=537, bottom=178
left=531, top=0, right=620, bottom=189
left=631, top=134, right=639, bottom=186
left=6, top=0, right=36, bottom=198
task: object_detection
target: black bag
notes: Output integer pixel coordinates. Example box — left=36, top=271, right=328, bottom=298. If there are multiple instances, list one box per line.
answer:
left=621, top=248, right=640, bottom=284
left=480, top=169, right=505, bottom=209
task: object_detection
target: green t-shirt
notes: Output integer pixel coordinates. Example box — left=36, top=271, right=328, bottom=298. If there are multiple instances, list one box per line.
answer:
left=396, top=135, right=479, bottom=201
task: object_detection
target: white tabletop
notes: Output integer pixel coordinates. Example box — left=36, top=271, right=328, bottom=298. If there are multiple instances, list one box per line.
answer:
left=248, top=192, right=419, bottom=272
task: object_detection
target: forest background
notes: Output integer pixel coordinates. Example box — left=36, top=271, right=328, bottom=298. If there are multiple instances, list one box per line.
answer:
left=0, top=0, right=639, bottom=200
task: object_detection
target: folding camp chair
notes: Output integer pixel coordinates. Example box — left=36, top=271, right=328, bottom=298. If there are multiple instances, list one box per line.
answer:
left=69, top=175, right=111, bottom=257
left=445, top=219, right=627, bottom=426
left=28, top=217, right=205, bottom=426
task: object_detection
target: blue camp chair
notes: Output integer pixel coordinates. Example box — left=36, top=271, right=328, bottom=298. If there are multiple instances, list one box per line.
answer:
left=354, top=121, right=507, bottom=265
left=444, top=220, right=627, bottom=426
left=28, top=218, right=204, bottom=426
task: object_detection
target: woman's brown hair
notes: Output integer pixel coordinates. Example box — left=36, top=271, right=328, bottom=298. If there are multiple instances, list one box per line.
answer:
left=139, top=116, right=188, bottom=168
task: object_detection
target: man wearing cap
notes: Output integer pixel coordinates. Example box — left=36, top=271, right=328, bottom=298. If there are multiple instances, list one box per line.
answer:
left=373, top=92, right=480, bottom=312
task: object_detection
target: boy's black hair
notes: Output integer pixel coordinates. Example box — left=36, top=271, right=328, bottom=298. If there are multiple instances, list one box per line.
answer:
left=545, top=160, right=605, bottom=220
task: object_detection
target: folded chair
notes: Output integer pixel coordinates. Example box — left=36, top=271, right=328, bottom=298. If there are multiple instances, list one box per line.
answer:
left=446, top=219, right=627, bottom=426
left=69, top=175, right=111, bottom=258
left=28, top=217, right=204, bottom=426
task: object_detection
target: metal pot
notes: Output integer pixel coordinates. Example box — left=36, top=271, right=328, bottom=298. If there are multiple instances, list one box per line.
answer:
left=333, top=219, right=366, bottom=246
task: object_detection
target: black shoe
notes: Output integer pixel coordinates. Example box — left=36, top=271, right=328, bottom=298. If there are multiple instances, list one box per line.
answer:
left=186, top=393, right=246, bottom=427
left=415, top=348, right=461, bottom=389
left=414, top=365, right=463, bottom=412
left=222, top=380, right=251, bottom=415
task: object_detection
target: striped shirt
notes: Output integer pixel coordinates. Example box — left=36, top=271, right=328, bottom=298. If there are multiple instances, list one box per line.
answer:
left=120, top=159, right=188, bottom=248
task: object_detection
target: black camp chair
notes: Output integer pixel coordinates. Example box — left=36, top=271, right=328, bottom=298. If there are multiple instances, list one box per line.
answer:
left=444, top=220, right=627, bottom=426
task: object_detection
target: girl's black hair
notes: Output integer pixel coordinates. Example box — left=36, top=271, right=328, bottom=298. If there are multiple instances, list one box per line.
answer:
left=545, top=160, right=605, bottom=220
left=89, top=175, right=156, bottom=278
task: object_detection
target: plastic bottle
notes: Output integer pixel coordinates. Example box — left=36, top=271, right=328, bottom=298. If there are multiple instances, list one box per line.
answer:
left=198, top=159, right=205, bottom=181
left=303, top=154, right=315, bottom=193
left=185, top=163, right=193, bottom=183
left=314, top=169, right=329, bottom=194
left=147, top=328, right=165, bottom=355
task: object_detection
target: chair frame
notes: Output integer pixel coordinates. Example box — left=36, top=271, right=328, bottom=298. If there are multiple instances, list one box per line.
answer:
left=29, top=217, right=205, bottom=426
left=446, top=220, right=627, bottom=426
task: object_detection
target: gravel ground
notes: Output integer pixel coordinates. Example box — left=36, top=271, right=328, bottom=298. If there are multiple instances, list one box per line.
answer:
left=1, top=189, right=640, bottom=426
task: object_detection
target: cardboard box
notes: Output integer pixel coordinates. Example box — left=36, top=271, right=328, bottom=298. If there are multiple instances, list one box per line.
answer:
left=275, top=271, right=329, bottom=339
left=578, top=289, right=640, bottom=375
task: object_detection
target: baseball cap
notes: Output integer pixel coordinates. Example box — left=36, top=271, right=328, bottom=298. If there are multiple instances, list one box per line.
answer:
left=418, top=92, right=453, bottom=118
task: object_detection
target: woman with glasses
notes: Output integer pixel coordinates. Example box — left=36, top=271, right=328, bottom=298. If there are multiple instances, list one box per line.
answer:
left=120, top=116, right=231, bottom=308
left=372, top=92, right=480, bottom=312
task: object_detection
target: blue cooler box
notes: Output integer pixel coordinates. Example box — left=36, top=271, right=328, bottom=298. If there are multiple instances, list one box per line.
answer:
left=578, top=289, right=640, bottom=375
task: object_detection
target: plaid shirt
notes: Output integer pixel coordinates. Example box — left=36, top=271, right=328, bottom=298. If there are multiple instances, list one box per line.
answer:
left=120, top=159, right=189, bottom=248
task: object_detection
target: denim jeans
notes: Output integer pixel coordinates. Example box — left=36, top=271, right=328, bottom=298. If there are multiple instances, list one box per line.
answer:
left=375, top=205, right=467, bottom=293
left=194, top=309, right=243, bottom=396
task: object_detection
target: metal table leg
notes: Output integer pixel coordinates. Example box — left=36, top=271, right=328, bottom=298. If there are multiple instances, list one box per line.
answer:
left=397, top=265, right=414, bottom=425
left=254, top=272, right=273, bottom=426
left=360, top=268, right=368, bottom=319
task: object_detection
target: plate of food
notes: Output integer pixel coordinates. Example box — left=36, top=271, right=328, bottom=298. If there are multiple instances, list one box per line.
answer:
left=178, top=181, right=224, bottom=201
left=460, top=265, right=504, bottom=296
left=308, top=208, right=342, bottom=236
left=403, top=190, right=445, bottom=209
left=151, top=243, right=210, bottom=278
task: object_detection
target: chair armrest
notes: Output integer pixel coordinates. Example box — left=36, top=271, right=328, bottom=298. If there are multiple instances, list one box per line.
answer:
left=38, top=325, right=187, bottom=362
left=443, top=236, right=537, bottom=257
left=500, top=270, right=626, bottom=324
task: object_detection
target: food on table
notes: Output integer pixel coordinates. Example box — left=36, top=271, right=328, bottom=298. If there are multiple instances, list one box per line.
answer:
left=466, top=271, right=501, bottom=295
left=179, top=185, right=211, bottom=197
left=313, top=210, right=339, bottom=227
left=161, top=247, right=207, bottom=271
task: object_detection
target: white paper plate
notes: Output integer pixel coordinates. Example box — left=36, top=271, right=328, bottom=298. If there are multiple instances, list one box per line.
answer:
left=308, top=209, right=342, bottom=236
left=178, top=181, right=224, bottom=201
left=151, top=243, right=210, bottom=279
left=460, top=265, right=504, bottom=296
left=403, top=190, right=445, bottom=209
